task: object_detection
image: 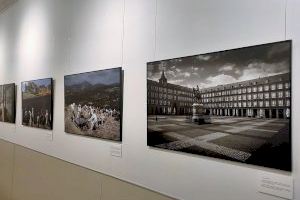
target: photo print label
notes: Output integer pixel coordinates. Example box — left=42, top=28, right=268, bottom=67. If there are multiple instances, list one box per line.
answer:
left=258, top=172, right=293, bottom=199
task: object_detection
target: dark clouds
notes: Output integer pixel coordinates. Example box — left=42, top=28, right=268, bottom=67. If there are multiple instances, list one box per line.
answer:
left=147, top=41, right=291, bottom=88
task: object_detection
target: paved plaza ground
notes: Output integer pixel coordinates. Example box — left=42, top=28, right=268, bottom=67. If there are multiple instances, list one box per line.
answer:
left=148, top=115, right=291, bottom=170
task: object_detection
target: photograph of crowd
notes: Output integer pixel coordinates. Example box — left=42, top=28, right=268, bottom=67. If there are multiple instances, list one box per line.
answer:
left=147, top=41, right=292, bottom=171
left=0, top=83, right=16, bottom=123
left=22, top=78, right=53, bottom=130
left=64, top=67, right=122, bottom=141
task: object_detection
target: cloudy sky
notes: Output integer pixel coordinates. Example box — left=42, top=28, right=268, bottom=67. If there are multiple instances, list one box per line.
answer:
left=147, top=41, right=291, bottom=89
left=21, top=78, right=52, bottom=92
left=65, top=68, right=121, bottom=86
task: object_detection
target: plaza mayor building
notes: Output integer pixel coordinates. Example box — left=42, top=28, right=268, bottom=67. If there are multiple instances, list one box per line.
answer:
left=147, top=71, right=194, bottom=115
left=147, top=71, right=291, bottom=119
left=199, top=73, right=291, bottom=119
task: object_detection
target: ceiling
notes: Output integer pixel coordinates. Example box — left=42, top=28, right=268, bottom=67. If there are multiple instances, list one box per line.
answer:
left=0, top=0, right=17, bottom=13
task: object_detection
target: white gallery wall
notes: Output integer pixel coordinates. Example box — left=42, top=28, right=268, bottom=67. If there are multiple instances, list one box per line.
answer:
left=0, top=0, right=299, bottom=199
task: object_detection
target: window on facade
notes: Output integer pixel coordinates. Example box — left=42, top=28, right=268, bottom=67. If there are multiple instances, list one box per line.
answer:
left=271, top=84, right=276, bottom=90
left=253, top=87, right=257, bottom=92
left=238, top=102, right=242, bottom=107
left=238, top=95, right=242, bottom=100
left=285, top=82, right=290, bottom=89
left=265, top=101, right=269, bottom=107
left=238, top=89, right=242, bottom=94
left=248, top=101, right=252, bottom=107
left=247, top=87, right=252, bottom=93
left=264, top=93, right=269, bottom=99
left=253, top=101, right=257, bottom=107
left=278, top=92, right=283, bottom=98
left=277, top=84, right=283, bottom=90
left=243, top=102, right=247, bottom=107
left=286, top=100, right=290, bottom=106
left=285, top=91, right=290, bottom=97
left=264, top=85, right=269, bottom=91
left=271, top=100, right=276, bottom=106
left=278, top=100, right=283, bottom=106
left=248, top=94, right=252, bottom=100
left=271, top=92, right=276, bottom=98
left=259, top=101, right=264, bottom=107
left=242, top=88, right=247, bottom=93
left=243, top=95, right=246, bottom=100
left=258, top=86, right=263, bottom=92
left=253, top=94, right=257, bottom=99
left=258, top=93, right=264, bottom=99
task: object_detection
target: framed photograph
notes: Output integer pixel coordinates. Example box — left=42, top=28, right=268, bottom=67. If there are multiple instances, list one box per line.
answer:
left=64, top=67, right=123, bottom=142
left=0, top=83, right=16, bottom=124
left=147, top=40, right=292, bottom=171
left=21, top=78, right=53, bottom=130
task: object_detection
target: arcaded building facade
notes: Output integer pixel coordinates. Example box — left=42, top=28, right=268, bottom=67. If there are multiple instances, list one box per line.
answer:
left=148, top=71, right=291, bottom=119
left=199, top=73, right=291, bottom=119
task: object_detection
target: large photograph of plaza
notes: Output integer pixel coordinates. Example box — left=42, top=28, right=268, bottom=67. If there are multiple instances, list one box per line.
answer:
left=147, top=41, right=292, bottom=171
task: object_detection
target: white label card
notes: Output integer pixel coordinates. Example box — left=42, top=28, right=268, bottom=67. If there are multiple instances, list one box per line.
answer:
left=258, top=172, right=293, bottom=199
left=46, top=132, right=53, bottom=141
left=111, top=144, right=122, bottom=157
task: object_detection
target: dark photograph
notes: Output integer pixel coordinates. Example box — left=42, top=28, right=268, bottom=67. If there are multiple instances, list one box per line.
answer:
left=22, top=78, right=53, bottom=130
left=147, top=41, right=292, bottom=171
left=0, top=83, right=16, bottom=124
left=64, top=67, right=122, bottom=141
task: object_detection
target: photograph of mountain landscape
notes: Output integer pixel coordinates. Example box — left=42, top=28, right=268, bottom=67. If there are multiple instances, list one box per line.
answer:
left=64, top=67, right=122, bottom=141
left=0, top=83, right=16, bottom=124
left=22, top=78, right=53, bottom=130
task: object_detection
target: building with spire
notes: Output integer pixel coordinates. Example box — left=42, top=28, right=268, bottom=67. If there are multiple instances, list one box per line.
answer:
left=147, top=71, right=194, bottom=115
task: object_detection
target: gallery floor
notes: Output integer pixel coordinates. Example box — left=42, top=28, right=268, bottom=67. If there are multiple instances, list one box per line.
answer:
left=0, top=139, right=174, bottom=200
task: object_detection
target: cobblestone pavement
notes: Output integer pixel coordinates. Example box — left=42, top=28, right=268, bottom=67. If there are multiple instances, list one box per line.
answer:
left=148, top=115, right=290, bottom=163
